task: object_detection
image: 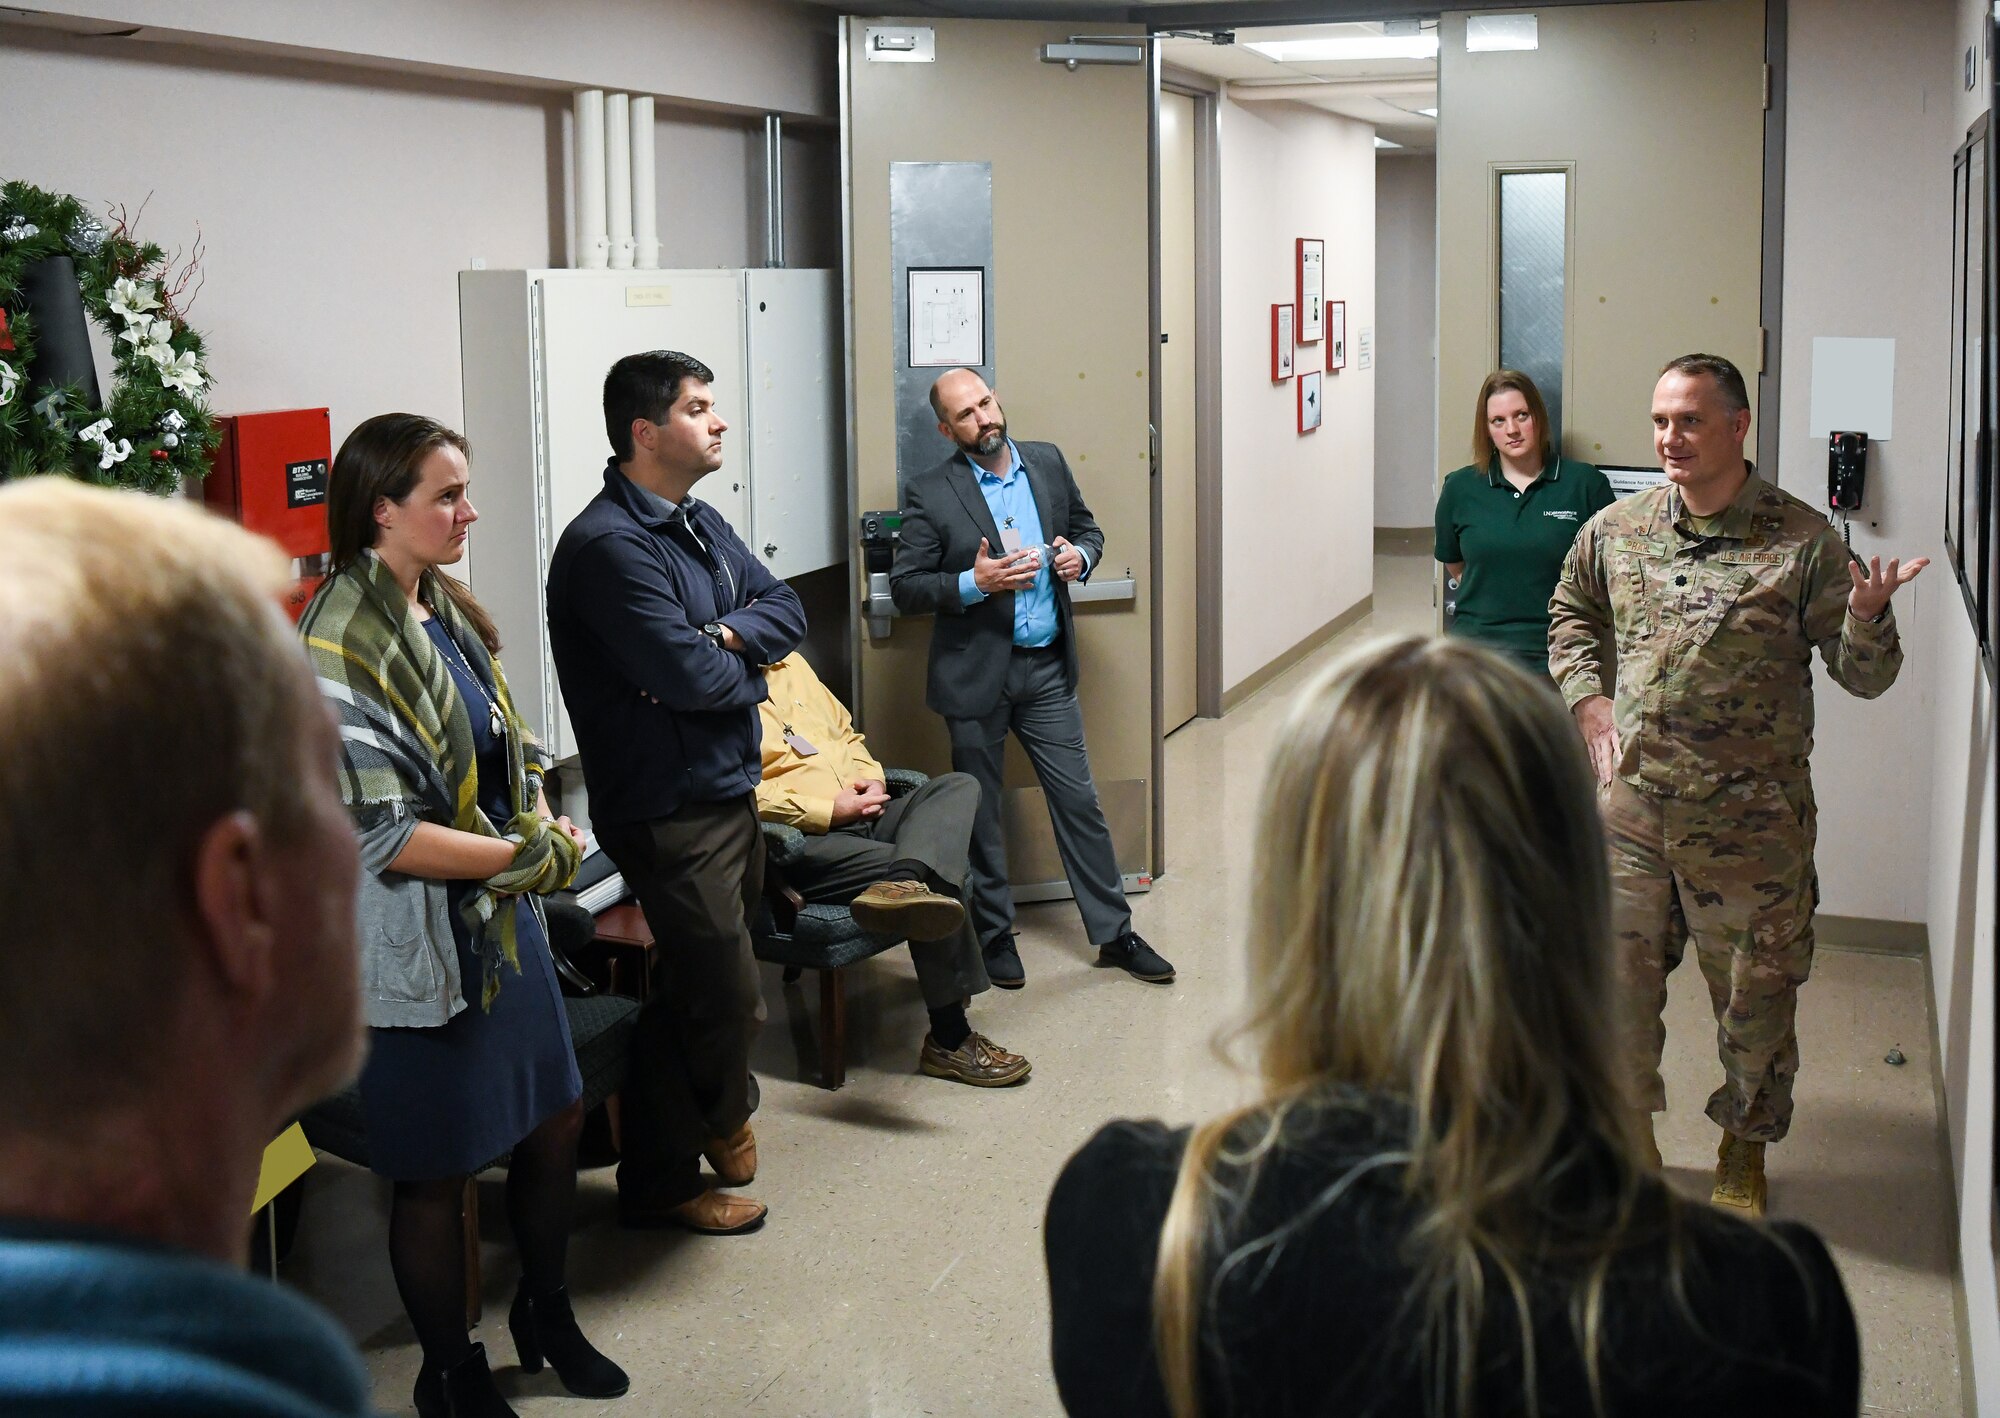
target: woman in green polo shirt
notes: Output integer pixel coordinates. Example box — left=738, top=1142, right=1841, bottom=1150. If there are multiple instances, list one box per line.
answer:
left=1434, top=370, right=1615, bottom=680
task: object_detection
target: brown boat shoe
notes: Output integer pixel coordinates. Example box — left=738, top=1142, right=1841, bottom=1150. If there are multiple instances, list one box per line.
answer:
left=850, top=879, right=965, bottom=941
left=919, top=1031, right=1032, bottom=1087
left=620, top=1187, right=767, bottom=1234
left=704, top=1124, right=757, bottom=1187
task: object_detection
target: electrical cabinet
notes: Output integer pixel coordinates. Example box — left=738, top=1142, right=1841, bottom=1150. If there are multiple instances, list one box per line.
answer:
left=458, top=267, right=842, bottom=759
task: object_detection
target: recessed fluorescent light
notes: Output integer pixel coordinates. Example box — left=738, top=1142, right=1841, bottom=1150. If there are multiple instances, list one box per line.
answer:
left=1374, top=137, right=1403, bottom=149
left=1418, top=107, right=1438, bottom=117
left=1245, top=34, right=1440, bottom=63
left=1465, top=14, right=1539, bottom=53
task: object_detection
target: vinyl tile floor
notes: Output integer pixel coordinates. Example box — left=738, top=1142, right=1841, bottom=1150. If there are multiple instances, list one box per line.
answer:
left=285, top=552, right=1962, bottom=1416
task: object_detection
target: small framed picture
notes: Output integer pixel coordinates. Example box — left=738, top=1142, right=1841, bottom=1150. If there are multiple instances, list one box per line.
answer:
left=1298, top=369, right=1323, bottom=434
left=1327, top=301, right=1347, bottom=372
left=1296, top=238, right=1324, bottom=342
left=1271, top=303, right=1295, bottom=380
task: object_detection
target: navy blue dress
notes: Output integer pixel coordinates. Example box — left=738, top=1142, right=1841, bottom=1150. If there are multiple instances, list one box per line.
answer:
left=355, top=617, right=582, bottom=1181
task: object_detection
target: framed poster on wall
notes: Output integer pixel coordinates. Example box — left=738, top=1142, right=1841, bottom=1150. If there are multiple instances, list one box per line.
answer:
left=1298, top=368, right=1322, bottom=433
left=906, top=266, right=985, bottom=368
left=1948, top=112, right=1996, bottom=667
left=1296, top=238, right=1324, bottom=342
left=1328, top=301, right=1347, bottom=372
left=1271, top=303, right=1295, bottom=380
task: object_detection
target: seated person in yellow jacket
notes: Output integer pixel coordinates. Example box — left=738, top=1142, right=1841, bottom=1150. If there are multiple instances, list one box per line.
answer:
left=756, top=651, right=1031, bottom=1087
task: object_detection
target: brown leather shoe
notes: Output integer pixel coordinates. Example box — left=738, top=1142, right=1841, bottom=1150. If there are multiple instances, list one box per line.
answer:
left=704, top=1124, right=757, bottom=1186
left=850, top=879, right=964, bottom=941
left=663, top=1189, right=767, bottom=1235
left=919, top=1031, right=1032, bottom=1087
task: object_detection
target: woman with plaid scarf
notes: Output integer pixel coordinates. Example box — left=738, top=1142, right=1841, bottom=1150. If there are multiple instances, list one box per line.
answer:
left=300, top=414, right=625, bottom=1418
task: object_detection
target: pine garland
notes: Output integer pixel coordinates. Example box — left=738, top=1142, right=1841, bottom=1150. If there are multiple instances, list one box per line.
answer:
left=0, top=181, right=219, bottom=493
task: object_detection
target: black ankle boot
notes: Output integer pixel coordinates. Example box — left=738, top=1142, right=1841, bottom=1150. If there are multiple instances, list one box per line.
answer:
left=509, top=1283, right=630, bottom=1399
left=412, top=1342, right=519, bottom=1418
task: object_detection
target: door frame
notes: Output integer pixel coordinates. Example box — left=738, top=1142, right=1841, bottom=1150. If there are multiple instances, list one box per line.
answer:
left=1153, top=63, right=1224, bottom=876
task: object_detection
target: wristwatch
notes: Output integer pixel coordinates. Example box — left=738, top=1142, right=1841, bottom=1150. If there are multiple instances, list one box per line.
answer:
left=700, top=621, right=727, bottom=648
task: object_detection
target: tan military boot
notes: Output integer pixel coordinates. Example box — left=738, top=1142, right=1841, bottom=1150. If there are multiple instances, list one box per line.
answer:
left=1711, top=1132, right=1767, bottom=1217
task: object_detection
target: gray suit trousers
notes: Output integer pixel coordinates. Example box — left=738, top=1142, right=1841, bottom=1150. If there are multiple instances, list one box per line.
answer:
left=946, top=645, right=1131, bottom=949
left=781, top=773, right=990, bottom=1009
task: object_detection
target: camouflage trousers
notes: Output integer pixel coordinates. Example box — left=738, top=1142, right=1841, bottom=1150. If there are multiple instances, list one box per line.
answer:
left=1600, top=776, right=1818, bottom=1144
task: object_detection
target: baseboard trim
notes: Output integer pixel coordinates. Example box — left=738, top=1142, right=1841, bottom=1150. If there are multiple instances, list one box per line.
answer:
left=1220, top=596, right=1373, bottom=716
left=1374, top=527, right=1430, bottom=554
left=1815, top=914, right=1929, bottom=956
left=1920, top=946, right=1976, bottom=1418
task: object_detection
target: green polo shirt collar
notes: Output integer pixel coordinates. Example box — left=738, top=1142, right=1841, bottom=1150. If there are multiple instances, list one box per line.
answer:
left=1483, top=456, right=1561, bottom=489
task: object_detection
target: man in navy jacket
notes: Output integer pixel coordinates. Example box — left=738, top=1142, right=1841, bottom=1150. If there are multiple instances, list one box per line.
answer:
left=547, top=350, right=805, bottom=1235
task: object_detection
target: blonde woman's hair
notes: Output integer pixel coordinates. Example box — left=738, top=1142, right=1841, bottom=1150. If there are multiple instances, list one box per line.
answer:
left=0, top=478, right=312, bottom=1132
left=1152, top=635, right=1658, bottom=1418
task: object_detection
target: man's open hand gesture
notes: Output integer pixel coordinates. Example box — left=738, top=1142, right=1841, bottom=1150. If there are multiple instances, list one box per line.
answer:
left=1848, top=554, right=1929, bottom=623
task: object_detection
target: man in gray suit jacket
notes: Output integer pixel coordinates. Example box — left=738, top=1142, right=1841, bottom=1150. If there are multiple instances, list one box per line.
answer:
left=889, top=368, right=1173, bottom=988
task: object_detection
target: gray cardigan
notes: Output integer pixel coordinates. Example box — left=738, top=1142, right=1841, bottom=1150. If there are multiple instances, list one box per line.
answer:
left=352, top=800, right=465, bottom=1029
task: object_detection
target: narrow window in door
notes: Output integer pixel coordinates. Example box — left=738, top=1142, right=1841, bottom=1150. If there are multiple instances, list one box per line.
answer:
left=1497, top=170, right=1570, bottom=442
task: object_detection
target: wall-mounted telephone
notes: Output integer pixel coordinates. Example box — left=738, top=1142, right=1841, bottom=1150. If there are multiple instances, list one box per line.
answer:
left=1828, top=431, right=1868, bottom=512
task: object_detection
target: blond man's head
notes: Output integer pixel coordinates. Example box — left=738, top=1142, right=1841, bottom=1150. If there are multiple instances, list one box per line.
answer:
left=0, top=479, right=362, bottom=1142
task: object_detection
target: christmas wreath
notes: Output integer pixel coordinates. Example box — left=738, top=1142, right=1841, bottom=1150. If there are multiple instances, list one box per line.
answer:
left=0, top=181, right=218, bottom=492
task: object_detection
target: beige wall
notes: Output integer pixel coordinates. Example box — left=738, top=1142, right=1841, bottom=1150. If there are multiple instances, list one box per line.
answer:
left=1375, top=154, right=1438, bottom=530
left=1436, top=1, right=1766, bottom=478
left=1778, top=0, right=1953, bottom=925
left=4, top=0, right=835, bottom=118
left=1, top=21, right=838, bottom=460
left=1929, top=0, right=2000, bottom=1404
left=1218, top=98, right=1377, bottom=693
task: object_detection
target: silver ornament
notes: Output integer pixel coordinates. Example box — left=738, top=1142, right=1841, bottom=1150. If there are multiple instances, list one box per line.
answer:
left=67, top=216, right=106, bottom=255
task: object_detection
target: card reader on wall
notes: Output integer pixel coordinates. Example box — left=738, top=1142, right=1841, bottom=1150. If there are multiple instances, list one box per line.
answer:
left=860, top=509, right=903, bottom=638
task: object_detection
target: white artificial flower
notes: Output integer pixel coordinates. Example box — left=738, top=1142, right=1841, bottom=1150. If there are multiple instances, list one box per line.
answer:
left=0, top=360, right=17, bottom=407
left=140, top=336, right=176, bottom=368
left=96, top=437, right=133, bottom=470
left=107, top=277, right=162, bottom=324
left=117, top=314, right=157, bottom=349
left=156, top=350, right=205, bottom=394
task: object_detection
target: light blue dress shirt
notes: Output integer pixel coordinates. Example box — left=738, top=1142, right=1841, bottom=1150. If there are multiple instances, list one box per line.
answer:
left=954, top=440, right=1091, bottom=648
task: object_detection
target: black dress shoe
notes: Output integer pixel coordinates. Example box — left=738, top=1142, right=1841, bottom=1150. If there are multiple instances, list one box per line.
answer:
left=983, top=933, right=1025, bottom=989
left=413, top=1343, right=518, bottom=1418
left=510, top=1283, right=630, bottom=1399
left=1094, top=931, right=1175, bottom=983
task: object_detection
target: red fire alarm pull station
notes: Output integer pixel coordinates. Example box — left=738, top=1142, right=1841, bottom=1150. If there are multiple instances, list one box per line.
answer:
left=202, top=408, right=334, bottom=622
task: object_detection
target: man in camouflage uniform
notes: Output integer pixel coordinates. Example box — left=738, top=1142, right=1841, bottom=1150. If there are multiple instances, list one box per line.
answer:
left=1549, top=353, right=1926, bottom=1217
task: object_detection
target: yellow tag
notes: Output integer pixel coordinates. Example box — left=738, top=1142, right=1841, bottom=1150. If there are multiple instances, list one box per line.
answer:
left=624, top=286, right=673, bottom=308
left=252, top=1123, right=315, bottom=1213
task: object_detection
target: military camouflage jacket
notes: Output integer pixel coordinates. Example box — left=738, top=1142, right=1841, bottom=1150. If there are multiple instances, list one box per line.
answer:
left=1548, top=469, right=1901, bottom=797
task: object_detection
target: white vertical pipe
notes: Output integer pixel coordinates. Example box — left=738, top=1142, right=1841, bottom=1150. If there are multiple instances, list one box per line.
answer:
left=606, top=92, right=634, bottom=270
left=762, top=113, right=785, bottom=268
left=574, top=89, right=608, bottom=269
left=631, top=96, right=659, bottom=269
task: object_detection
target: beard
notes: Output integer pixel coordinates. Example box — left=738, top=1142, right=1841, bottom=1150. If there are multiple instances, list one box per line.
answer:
left=955, top=418, right=1007, bottom=457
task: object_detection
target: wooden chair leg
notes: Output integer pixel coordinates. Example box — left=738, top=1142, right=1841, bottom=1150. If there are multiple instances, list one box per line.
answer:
left=462, top=1177, right=482, bottom=1327
left=819, top=966, right=847, bottom=1091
